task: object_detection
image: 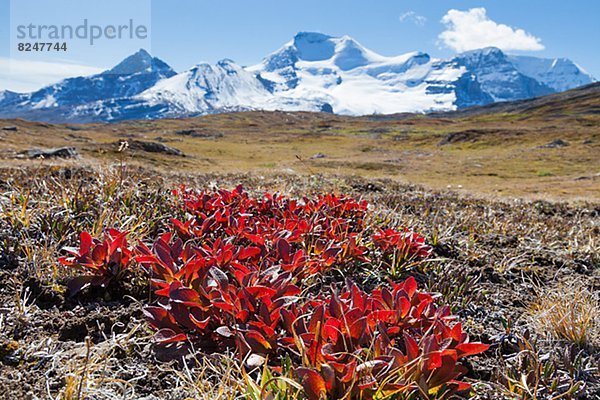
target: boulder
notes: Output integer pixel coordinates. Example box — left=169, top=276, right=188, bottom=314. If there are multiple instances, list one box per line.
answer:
left=125, top=140, right=184, bottom=156
left=22, top=147, right=78, bottom=159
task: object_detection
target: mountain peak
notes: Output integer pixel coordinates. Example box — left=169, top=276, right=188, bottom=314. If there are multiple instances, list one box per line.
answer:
left=287, top=32, right=376, bottom=70
left=291, top=31, right=337, bottom=62
left=293, top=31, right=333, bottom=43
left=457, top=47, right=505, bottom=59
left=106, top=49, right=174, bottom=75
left=217, top=58, right=238, bottom=67
left=134, top=48, right=152, bottom=59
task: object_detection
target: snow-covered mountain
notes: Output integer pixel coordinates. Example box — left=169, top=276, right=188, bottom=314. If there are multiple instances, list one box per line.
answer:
left=507, top=55, right=594, bottom=93
left=0, top=49, right=176, bottom=122
left=448, top=47, right=554, bottom=102
left=249, top=32, right=480, bottom=115
left=0, top=33, right=595, bottom=122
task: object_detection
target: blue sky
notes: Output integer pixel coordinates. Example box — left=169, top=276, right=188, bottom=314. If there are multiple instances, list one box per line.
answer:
left=1, top=0, right=599, bottom=92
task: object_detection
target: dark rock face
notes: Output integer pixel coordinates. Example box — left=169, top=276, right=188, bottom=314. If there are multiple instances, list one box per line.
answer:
left=320, top=103, right=334, bottom=113
left=453, top=74, right=495, bottom=109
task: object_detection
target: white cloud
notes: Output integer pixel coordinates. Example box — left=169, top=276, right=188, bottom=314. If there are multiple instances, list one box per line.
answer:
left=0, top=58, right=105, bottom=92
left=439, top=8, right=544, bottom=52
left=399, top=11, right=427, bottom=27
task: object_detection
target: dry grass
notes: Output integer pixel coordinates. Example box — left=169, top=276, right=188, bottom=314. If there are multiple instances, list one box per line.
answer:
left=528, top=281, right=600, bottom=347
left=0, top=164, right=599, bottom=398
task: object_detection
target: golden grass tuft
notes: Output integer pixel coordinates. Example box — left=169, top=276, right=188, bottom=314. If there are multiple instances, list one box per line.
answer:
left=528, top=281, right=600, bottom=347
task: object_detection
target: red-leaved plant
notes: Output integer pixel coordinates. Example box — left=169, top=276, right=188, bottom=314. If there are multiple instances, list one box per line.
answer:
left=282, top=277, right=488, bottom=399
left=59, top=229, right=133, bottom=296
left=60, top=187, right=487, bottom=398
left=373, top=228, right=432, bottom=272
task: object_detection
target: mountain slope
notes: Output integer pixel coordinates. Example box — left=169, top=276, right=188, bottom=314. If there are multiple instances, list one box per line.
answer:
left=508, top=55, right=595, bottom=92
left=423, top=82, right=600, bottom=119
left=449, top=48, right=554, bottom=102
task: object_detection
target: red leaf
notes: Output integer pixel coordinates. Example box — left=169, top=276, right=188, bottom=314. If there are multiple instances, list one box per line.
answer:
left=449, top=380, right=472, bottom=392
left=155, top=328, right=188, bottom=344
left=245, top=285, right=277, bottom=299
left=450, top=322, right=463, bottom=342
left=329, top=292, right=343, bottom=319
left=308, top=304, right=325, bottom=334
left=58, top=256, right=73, bottom=266
left=340, top=361, right=357, bottom=383
left=170, top=287, right=201, bottom=307
left=212, top=301, right=235, bottom=313
left=143, top=306, right=178, bottom=331
left=244, top=330, right=272, bottom=353
left=238, top=247, right=261, bottom=260
left=456, top=342, right=489, bottom=358
left=370, top=310, right=394, bottom=324
left=323, top=318, right=340, bottom=342
left=91, top=244, right=108, bottom=265
left=296, top=368, right=327, bottom=400
left=276, top=238, right=291, bottom=263
left=403, top=332, right=420, bottom=360
left=426, top=351, right=443, bottom=370
left=245, top=234, right=265, bottom=245
left=349, top=316, right=367, bottom=342
left=403, top=276, right=417, bottom=297
left=189, top=314, right=210, bottom=331
left=79, top=231, right=93, bottom=255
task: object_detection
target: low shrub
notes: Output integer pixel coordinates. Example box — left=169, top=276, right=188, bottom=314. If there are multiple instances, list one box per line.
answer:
left=59, top=186, right=487, bottom=398
left=59, top=229, right=133, bottom=296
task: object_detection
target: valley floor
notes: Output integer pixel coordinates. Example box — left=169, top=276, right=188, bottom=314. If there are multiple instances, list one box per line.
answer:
left=0, top=109, right=599, bottom=202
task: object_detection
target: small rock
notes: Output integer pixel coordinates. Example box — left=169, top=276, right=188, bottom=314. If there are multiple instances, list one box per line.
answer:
left=1, top=126, right=17, bottom=131
left=540, top=139, right=569, bottom=148
left=310, top=152, right=327, bottom=159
